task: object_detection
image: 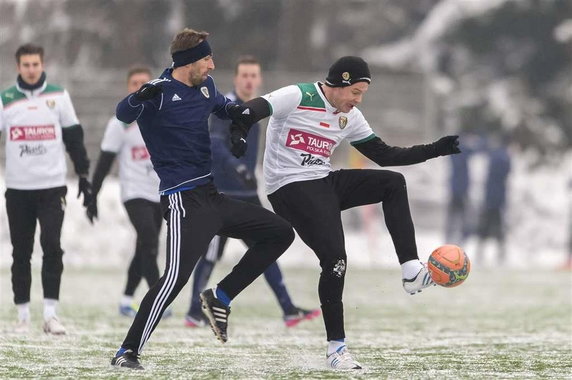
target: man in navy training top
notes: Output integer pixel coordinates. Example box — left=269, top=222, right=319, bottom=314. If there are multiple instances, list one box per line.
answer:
left=185, top=55, right=319, bottom=329
left=110, top=28, right=294, bottom=370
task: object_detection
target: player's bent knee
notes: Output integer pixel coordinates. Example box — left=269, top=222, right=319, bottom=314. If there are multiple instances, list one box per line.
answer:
left=321, top=257, right=348, bottom=279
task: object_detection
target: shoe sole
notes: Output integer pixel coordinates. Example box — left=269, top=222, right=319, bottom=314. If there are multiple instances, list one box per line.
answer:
left=199, top=293, right=227, bottom=343
left=405, top=283, right=437, bottom=295
left=184, top=319, right=205, bottom=328
left=110, top=359, right=144, bottom=370
left=328, top=361, right=363, bottom=370
left=43, top=328, right=66, bottom=335
left=284, top=309, right=321, bottom=328
left=305, top=309, right=321, bottom=320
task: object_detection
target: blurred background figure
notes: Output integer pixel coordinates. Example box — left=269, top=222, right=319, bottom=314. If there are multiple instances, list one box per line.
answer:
left=475, top=133, right=512, bottom=265
left=445, top=131, right=477, bottom=246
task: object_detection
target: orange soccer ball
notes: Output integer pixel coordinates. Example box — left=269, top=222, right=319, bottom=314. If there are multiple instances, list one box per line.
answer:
left=427, top=245, right=470, bottom=287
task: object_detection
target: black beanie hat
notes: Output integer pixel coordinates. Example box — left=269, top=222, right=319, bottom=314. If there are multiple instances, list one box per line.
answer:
left=325, top=56, right=371, bottom=87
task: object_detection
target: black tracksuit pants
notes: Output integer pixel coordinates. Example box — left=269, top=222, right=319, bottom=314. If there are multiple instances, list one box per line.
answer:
left=5, top=186, right=67, bottom=304
left=123, top=198, right=163, bottom=296
left=121, top=183, right=294, bottom=353
left=268, top=169, right=419, bottom=341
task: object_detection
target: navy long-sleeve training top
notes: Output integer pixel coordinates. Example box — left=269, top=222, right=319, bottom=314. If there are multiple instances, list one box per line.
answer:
left=116, top=68, right=235, bottom=194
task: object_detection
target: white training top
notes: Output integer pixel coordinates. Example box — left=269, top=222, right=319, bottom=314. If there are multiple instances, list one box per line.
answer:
left=261, top=82, right=375, bottom=194
left=100, top=117, right=160, bottom=203
left=0, top=82, right=80, bottom=190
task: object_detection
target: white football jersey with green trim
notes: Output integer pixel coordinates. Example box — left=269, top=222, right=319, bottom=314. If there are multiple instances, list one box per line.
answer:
left=0, top=82, right=80, bottom=190
left=261, top=82, right=375, bottom=194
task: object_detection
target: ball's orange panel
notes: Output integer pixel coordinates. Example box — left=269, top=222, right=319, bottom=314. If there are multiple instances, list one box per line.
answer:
left=428, top=245, right=470, bottom=287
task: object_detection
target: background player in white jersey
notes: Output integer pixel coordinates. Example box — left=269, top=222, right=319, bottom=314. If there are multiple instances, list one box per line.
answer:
left=229, top=56, right=461, bottom=369
left=86, top=66, right=168, bottom=318
left=0, top=44, right=92, bottom=335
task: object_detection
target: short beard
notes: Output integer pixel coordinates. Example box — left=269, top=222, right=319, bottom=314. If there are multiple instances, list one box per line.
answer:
left=190, top=71, right=205, bottom=87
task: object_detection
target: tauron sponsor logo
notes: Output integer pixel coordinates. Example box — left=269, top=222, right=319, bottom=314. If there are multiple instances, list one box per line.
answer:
left=19, top=144, right=47, bottom=157
left=286, top=128, right=335, bottom=157
left=10, top=125, right=56, bottom=141
left=131, top=146, right=150, bottom=161
left=300, top=153, right=326, bottom=166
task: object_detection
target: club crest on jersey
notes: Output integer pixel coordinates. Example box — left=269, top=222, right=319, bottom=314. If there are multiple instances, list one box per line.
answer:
left=200, top=86, right=210, bottom=98
left=338, top=116, right=348, bottom=129
left=46, top=99, right=56, bottom=109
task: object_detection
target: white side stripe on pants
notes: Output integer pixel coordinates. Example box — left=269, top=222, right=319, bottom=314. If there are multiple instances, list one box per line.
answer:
left=138, top=193, right=185, bottom=353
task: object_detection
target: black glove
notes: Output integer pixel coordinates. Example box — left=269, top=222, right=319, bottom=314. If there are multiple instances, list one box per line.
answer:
left=230, top=123, right=248, bottom=158
left=227, top=104, right=255, bottom=126
left=86, top=198, right=98, bottom=224
left=235, top=164, right=257, bottom=189
left=134, top=82, right=162, bottom=101
left=431, top=135, right=461, bottom=156
left=77, top=177, right=93, bottom=207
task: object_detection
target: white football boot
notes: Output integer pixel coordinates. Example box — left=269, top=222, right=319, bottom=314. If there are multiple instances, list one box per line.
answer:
left=43, top=316, right=66, bottom=335
left=402, top=263, right=435, bottom=295
left=326, top=346, right=362, bottom=369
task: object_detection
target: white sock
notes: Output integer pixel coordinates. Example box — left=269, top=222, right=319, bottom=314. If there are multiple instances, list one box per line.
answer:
left=401, top=259, right=423, bottom=279
left=17, top=303, right=30, bottom=322
left=120, top=295, right=134, bottom=307
left=43, top=298, right=58, bottom=321
left=327, top=339, right=346, bottom=356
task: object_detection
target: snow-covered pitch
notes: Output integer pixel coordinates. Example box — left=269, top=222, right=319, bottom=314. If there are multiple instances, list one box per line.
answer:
left=0, top=265, right=570, bottom=378
left=0, top=150, right=569, bottom=377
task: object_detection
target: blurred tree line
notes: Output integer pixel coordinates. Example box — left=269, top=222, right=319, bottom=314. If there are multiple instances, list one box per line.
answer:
left=436, top=0, right=572, bottom=155
left=0, top=0, right=569, bottom=156
left=0, top=0, right=440, bottom=70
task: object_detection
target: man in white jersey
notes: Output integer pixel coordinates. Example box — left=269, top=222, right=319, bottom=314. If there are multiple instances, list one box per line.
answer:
left=0, top=44, right=92, bottom=335
left=86, top=66, right=167, bottom=318
left=229, top=56, right=461, bottom=369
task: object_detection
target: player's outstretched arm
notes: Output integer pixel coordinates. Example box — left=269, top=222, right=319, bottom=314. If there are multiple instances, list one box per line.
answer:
left=116, top=82, right=163, bottom=124
left=227, top=97, right=272, bottom=127
left=352, top=135, right=461, bottom=167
